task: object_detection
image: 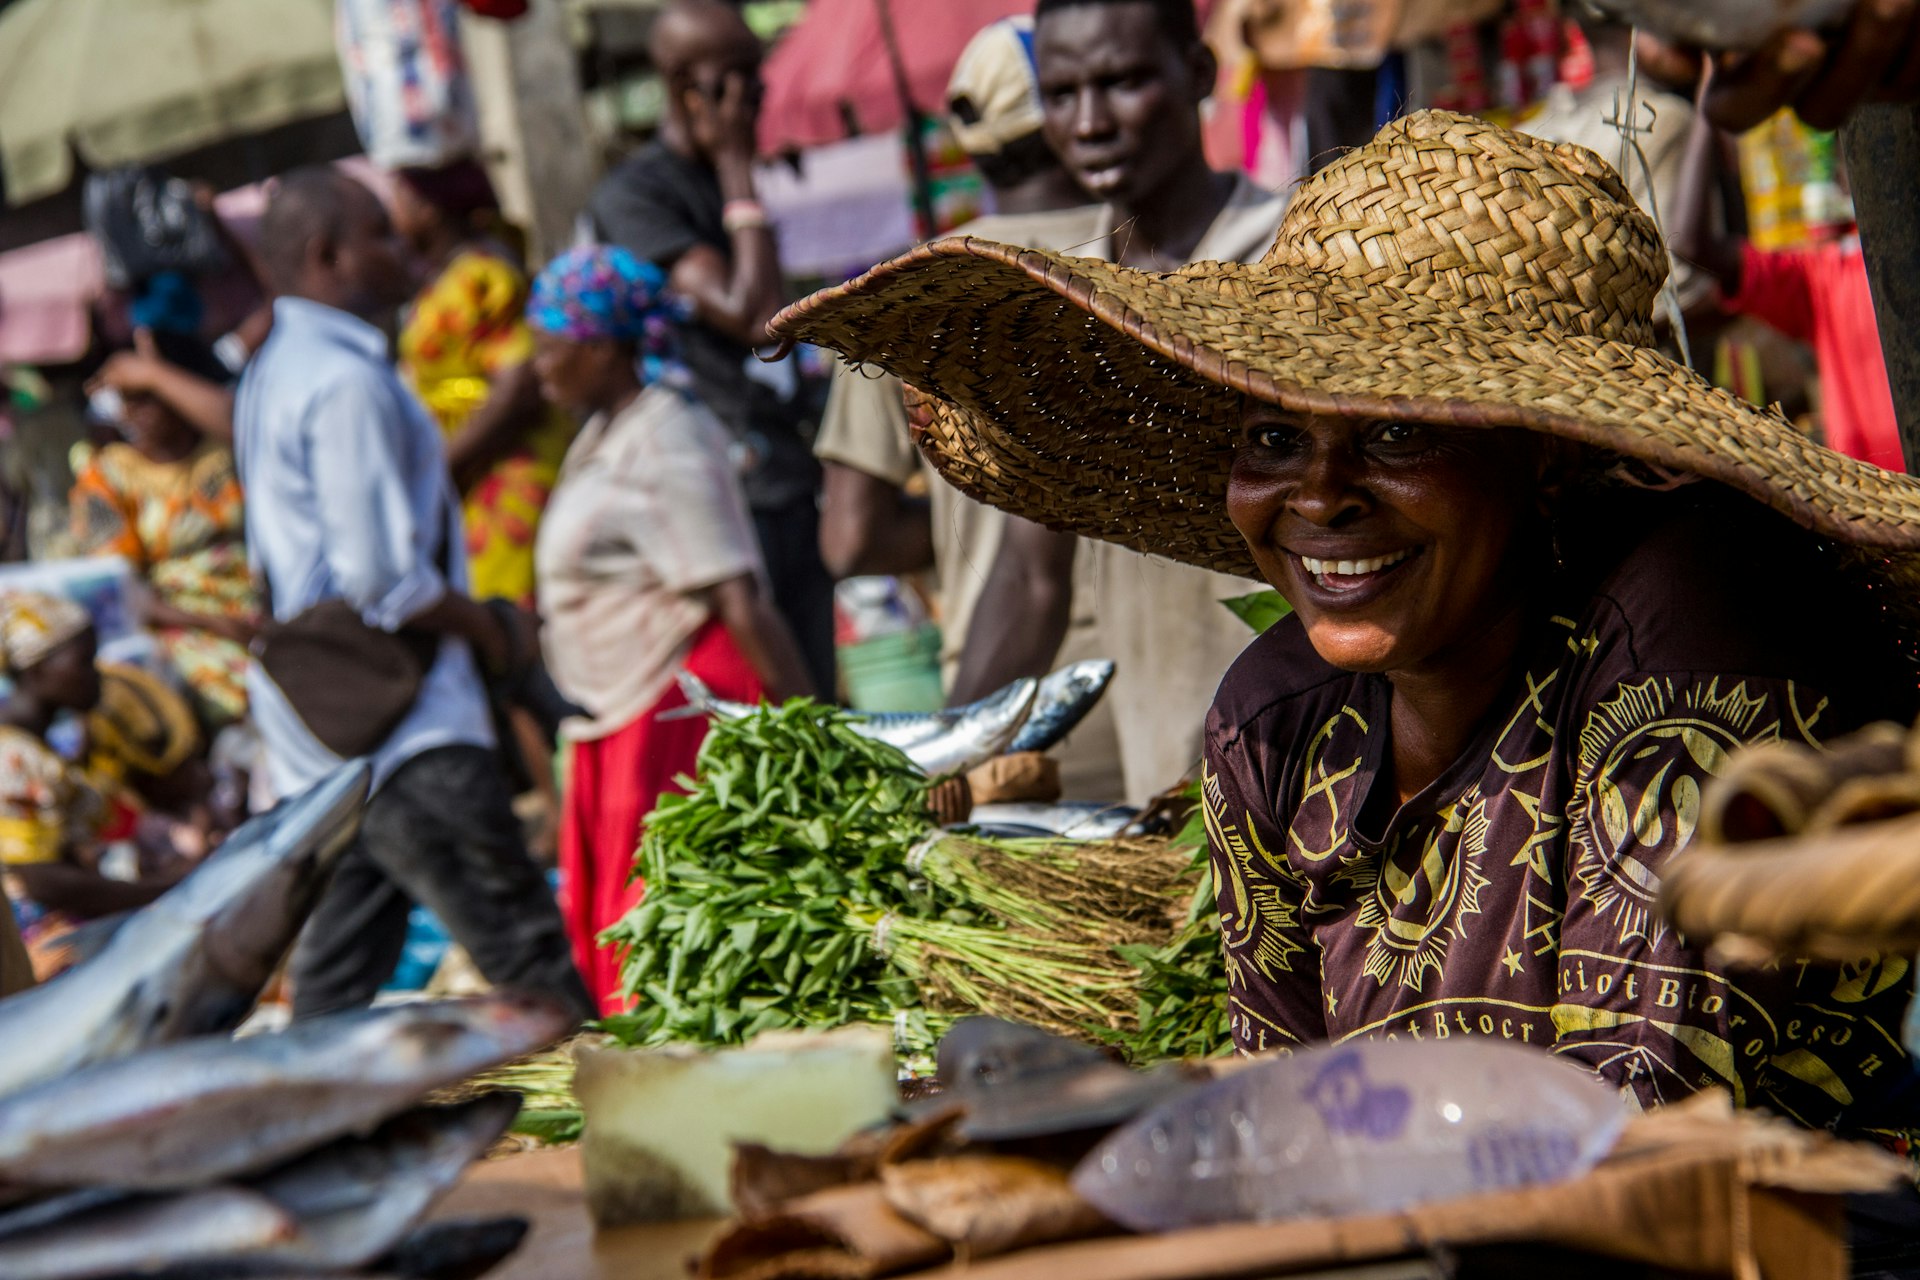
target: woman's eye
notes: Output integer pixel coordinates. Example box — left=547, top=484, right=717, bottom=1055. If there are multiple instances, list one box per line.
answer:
left=1370, top=421, right=1429, bottom=453
left=1246, top=425, right=1301, bottom=453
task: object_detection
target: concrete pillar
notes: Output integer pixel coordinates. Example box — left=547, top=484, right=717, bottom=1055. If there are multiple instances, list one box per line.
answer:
left=462, top=0, right=598, bottom=264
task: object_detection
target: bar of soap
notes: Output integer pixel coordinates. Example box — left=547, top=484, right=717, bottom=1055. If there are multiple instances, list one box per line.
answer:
left=577, top=1026, right=897, bottom=1226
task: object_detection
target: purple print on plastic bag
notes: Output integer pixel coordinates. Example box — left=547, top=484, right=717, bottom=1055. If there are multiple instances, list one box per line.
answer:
left=1302, top=1049, right=1412, bottom=1140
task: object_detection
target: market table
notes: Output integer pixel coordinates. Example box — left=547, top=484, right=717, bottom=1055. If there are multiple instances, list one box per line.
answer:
left=432, top=1149, right=1689, bottom=1280
left=430, top=1148, right=723, bottom=1280
left=426, top=1149, right=1471, bottom=1280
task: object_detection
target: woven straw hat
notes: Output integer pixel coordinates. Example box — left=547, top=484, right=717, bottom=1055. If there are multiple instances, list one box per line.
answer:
left=770, top=109, right=1920, bottom=579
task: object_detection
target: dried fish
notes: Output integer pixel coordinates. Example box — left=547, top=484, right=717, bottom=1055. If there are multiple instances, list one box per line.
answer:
left=0, top=993, right=568, bottom=1191
left=0, top=1096, right=517, bottom=1278
left=243, top=1093, right=521, bottom=1271
left=881, top=1156, right=1108, bottom=1258
left=909, top=1018, right=1190, bottom=1142
left=376, top=1215, right=531, bottom=1280
left=0, top=762, right=369, bottom=1098
left=0, top=1186, right=294, bottom=1280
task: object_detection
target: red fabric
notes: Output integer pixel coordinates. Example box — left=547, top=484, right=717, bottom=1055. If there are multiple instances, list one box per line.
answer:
left=1729, top=240, right=1903, bottom=472
left=558, top=620, right=763, bottom=1016
left=757, top=0, right=1031, bottom=154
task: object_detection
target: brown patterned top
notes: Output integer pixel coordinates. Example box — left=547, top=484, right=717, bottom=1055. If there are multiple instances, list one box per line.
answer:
left=1205, top=501, right=1920, bottom=1131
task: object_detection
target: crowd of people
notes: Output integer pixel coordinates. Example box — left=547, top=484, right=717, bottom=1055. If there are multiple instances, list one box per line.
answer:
left=0, top=0, right=1916, bottom=1078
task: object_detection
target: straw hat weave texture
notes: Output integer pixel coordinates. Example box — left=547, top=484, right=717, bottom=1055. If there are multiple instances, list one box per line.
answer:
left=772, top=110, right=1920, bottom=580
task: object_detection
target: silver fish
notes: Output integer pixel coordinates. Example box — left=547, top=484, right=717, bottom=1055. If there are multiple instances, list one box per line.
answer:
left=1587, top=0, right=1850, bottom=50
left=0, top=1094, right=512, bottom=1280
left=966, top=802, right=1138, bottom=841
left=0, top=1188, right=128, bottom=1241
left=0, top=762, right=369, bottom=1099
left=677, top=672, right=1038, bottom=776
left=1007, top=660, right=1116, bottom=753
left=0, top=992, right=568, bottom=1191
left=0, top=1186, right=295, bottom=1280
left=242, top=1093, right=521, bottom=1272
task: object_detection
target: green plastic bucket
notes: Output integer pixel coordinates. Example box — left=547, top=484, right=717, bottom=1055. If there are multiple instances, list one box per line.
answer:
left=839, top=624, right=944, bottom=712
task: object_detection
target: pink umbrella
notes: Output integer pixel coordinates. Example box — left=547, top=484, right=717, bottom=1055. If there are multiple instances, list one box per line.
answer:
left=758, top=0, right=1033, bottom=155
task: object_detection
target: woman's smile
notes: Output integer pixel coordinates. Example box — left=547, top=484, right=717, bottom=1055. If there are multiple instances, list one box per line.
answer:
left=1292, top=545, right=1424, bottom=601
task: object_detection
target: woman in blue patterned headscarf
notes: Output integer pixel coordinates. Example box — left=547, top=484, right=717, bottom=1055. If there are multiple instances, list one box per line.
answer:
left=527, top=244, right=683, bottom=388
left=527, top=245, right=814, bottom=1014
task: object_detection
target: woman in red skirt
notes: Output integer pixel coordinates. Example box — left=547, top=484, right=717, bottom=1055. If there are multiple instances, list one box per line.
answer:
left=528, top=246, right=814, bottom=1014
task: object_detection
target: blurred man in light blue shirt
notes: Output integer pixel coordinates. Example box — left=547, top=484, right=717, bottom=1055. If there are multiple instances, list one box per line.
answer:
left=237, top=168, right=589, bottom=1022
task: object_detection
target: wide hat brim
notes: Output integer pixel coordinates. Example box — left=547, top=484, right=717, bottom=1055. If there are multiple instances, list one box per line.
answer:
left=771, top=236, right=1920, bottom=579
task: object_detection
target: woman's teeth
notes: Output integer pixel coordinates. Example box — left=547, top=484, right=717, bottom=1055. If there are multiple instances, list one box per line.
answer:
left=1299, top=548, right=1413, bottom=587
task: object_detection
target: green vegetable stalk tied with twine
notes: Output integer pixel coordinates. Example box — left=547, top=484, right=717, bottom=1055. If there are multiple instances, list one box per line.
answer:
left=852, top=908, right=1141, bottom=1040
left=908, top=832, right=1190, bottom=947
left=598, top=698, right=949, bottom=1049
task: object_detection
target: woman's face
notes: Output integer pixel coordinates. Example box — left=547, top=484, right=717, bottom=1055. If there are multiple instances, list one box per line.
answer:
left=119, top=391, right=194, bottom=456
left=531, top=331, right=625, bottom=415
left=1227, top=406, right=1551, bottom=676
left=387, top=178, right=442, bottom=254
left=21, top=629, right=101, bottom=713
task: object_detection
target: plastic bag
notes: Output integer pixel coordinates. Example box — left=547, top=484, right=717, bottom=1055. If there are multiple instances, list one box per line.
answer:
left=1072, top=1039, right=1626, bottom=1233
left=82, top=167, right=230, bottom=291
left=335, top=0, right=479, bottom=170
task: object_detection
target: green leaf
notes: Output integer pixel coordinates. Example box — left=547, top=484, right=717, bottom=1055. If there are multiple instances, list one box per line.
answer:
left=512, top=1108, right=585, bottom=1144
left=1220, top=590, right=1293, bottom=633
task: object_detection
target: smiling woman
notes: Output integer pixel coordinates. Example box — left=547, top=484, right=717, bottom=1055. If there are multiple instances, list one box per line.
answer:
left=769, top=110, right=1920, bottom=1141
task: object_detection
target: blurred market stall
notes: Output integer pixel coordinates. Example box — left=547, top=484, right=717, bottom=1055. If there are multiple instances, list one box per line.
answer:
left=0, top=0, right=346, bottom=207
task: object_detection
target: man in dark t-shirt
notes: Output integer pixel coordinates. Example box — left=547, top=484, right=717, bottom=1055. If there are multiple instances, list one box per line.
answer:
left=587, top=0, right=834, bottom=696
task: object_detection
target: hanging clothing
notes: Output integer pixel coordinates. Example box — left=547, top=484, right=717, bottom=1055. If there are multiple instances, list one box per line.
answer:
left=1726, top=239, right=1903, bottom=472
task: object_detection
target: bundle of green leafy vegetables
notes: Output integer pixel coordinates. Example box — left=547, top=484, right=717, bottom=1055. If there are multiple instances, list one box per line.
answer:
left=598, top=699, right=955, bottom=1050
left=598, top=698, right=1238, bottom=1064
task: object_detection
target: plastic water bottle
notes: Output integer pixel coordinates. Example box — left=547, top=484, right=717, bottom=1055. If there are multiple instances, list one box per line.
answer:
left=1072, top=1039, right=1627, bottom=1232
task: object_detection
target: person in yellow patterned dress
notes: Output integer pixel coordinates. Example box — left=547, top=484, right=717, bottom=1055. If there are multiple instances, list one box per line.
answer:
left=72, top=335, right=259, bottom=730
left=391, top=160, right=576, bottom=608
left=770, top=111, right=1920, bottom=1141
left=0, top=594, right=178, bottom=979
